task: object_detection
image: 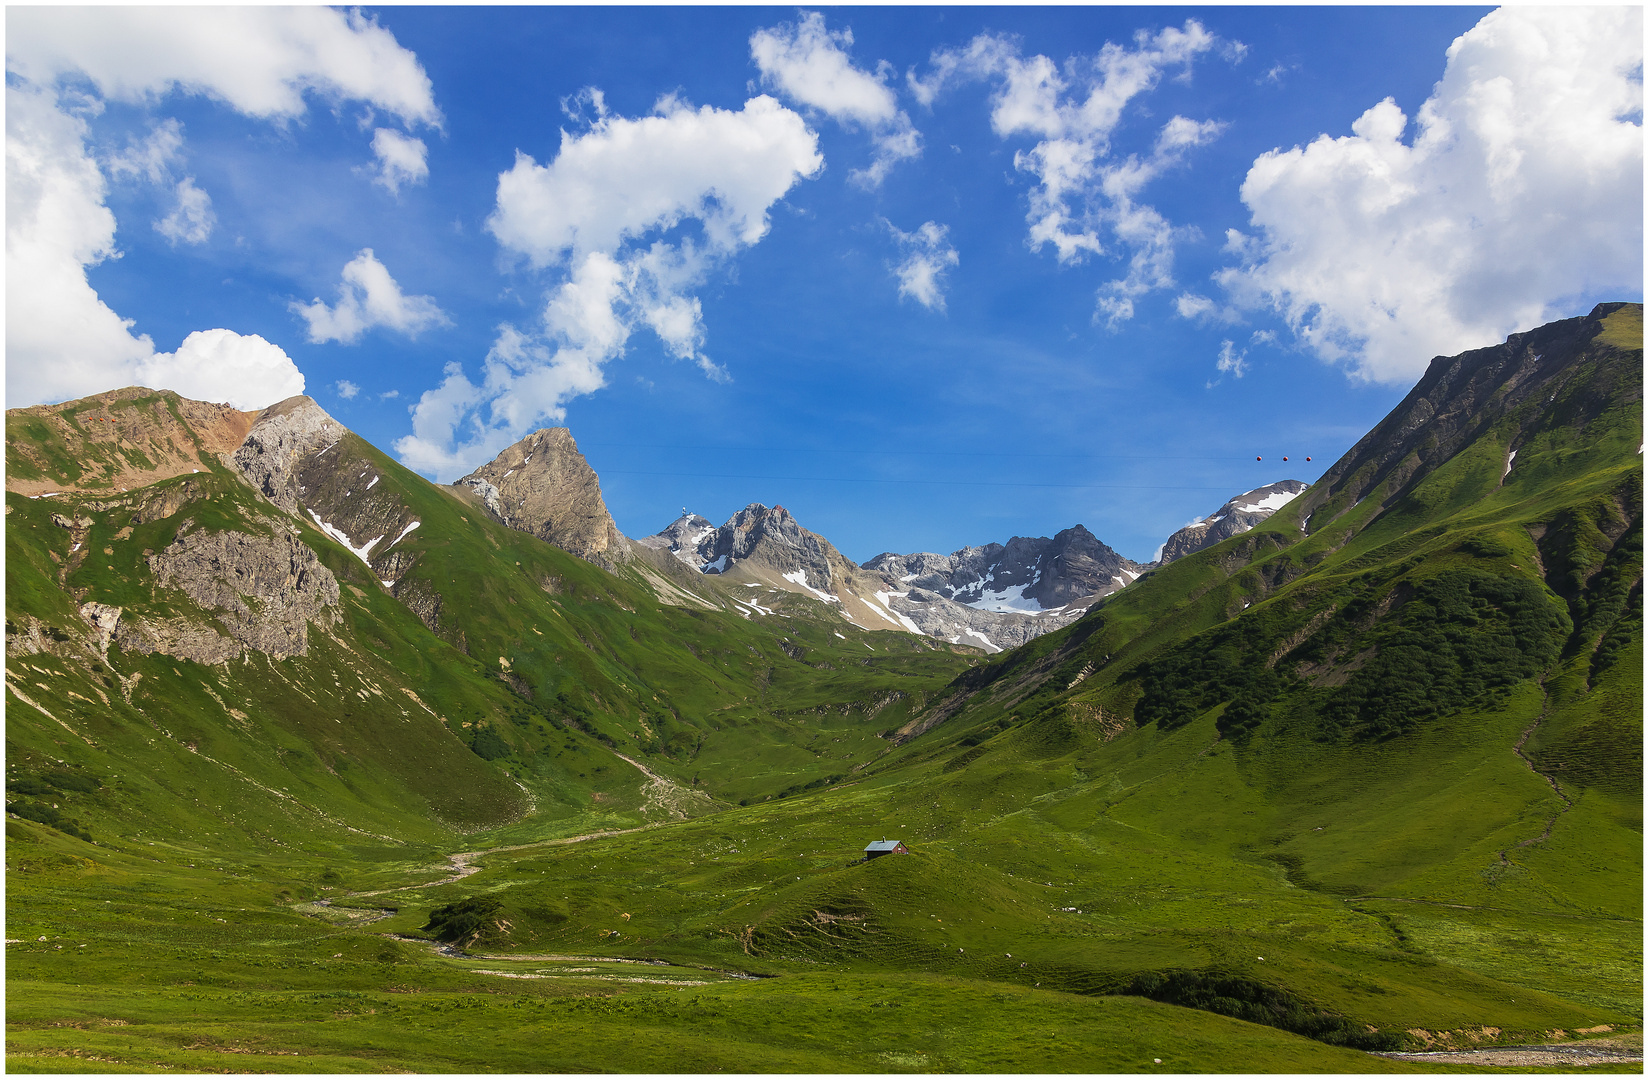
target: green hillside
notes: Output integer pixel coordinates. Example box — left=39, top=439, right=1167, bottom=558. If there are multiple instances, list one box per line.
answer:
left=6, top=306, right=1641, bottom=1072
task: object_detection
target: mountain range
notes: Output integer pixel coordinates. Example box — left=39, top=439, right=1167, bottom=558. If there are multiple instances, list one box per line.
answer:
left=5, top=302, right=1640, bottom=1071
left=448, top=435, right=1304, bottom=652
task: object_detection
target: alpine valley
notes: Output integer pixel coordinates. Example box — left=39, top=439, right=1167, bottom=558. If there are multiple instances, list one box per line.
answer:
left=6, top=304, right=1642, bottom=1072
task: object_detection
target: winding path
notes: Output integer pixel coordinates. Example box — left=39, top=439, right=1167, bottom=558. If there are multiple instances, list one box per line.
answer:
left=1498, top=680, right=1574, bottom=867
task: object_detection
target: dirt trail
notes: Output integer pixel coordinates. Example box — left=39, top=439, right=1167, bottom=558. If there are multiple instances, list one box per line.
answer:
left=1374, top=1036, right=1640, bottom=1069
left=348, top=823, right=664, bottom=899
left=611, top=751, right=719, bottom=821
left=348, top=752, right=711, bottom=899
left=1499, top=680, right=1575, bottom=866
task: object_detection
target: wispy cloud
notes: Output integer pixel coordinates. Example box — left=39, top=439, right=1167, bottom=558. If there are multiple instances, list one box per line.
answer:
left=396, top=92, right=822, bottom=479
left=910, top=21, right=1234, bottom=326
left=751, top=11, right=920, bottom=187
left=886, top=219, right=959, bottom=311
left=6, top=6, right=440, bottom=408
left=292, top=249, right=450, bottom=344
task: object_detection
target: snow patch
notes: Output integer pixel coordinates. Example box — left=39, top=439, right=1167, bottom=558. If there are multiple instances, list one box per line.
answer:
left=1502, top=448, right=1517, bottom=480
left=307, top=510, right=383, bottom=566
left=870, top=591, right=922, bottom=633
left=366, top=475, right=379, bottom=490
left=386, top=520, right=421, bottom=549
left=702, top=555, right=729, bottom=574
left=782, top=569, right=838, bottom=602
left=1235, top=489, right=1300, bottom=514
left=962, top=582, right=1044, bottom=614
left=962, top=628, right=997, bottom=650
left=834, top=632, right=845, bottom=639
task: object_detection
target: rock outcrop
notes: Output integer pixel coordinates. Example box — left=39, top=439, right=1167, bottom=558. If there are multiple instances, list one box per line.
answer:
left=1157, top=480, right=1308, bottom=564
left=456, top=429, right=630, bottom=570
left=126, top=522, right=341, bottom=661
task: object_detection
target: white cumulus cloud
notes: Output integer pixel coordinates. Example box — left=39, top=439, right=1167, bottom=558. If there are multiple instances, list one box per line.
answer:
left=751, top=11, right=920, bottom=186
left=398, top=92, right=821, bottom=481
left=5, top=6, right=441, bottom=408
left=487, top=94, right=818, bottom=265
left=886, top=220, right=960, bottom=311
left=292, top=249, right=450, bottom=344
left=7, top=7, right=440, bottom=127
left=911, top=21, right=1228, bottom=324
left=335, top=380, right=361, bottom=400
left=135, top=329, right=305, bottom=410
left=370, top=127, right=429, bottom=194
left=1214, top=6, right=1643, bottom=384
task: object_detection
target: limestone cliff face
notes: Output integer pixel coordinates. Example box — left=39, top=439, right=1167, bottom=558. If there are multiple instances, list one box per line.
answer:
left=117, top=522, right=341, bottom=662
left=643, top=504, right=866, bottom=598
left=6, top=386, right=258, bottom=497
left=231, top=396, right=350, bottom=514
left=456, top=429, right=631, bottom=570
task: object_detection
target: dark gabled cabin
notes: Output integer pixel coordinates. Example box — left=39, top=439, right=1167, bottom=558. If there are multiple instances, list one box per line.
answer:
left=863, top=839, right=908, bottom=859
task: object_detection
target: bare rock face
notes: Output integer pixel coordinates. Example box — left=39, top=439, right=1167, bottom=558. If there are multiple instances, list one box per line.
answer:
left=232, top=396, right=349, bottom=514
left=455, top=429, right=630, bottom=569
left=129, top=522, right=341, bottom=661
left=1158, top=480, right=1309, bottom=564
left=644, top=504, right=864, bottom=594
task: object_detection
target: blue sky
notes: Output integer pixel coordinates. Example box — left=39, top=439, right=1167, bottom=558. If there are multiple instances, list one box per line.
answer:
left=7, top=6, right=1642, bottom=562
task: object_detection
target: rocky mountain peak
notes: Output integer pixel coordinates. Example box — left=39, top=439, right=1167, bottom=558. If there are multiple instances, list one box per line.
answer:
left=635, top=512, right=718, bottom=569
left=642, top=502, right=839, bottom=585
left=455, top=427, right=630, bottom=570
left=865, top=523, right=1143, bottom=614
left=232, top=395, right=348, bottom=514
left=1158, top=479, right=1308, bottom=564
left=1297, top=302, right=1642, bottom=536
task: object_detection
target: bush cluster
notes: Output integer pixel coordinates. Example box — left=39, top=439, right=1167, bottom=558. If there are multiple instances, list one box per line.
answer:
left=1322, top=570, right=1565, bottom=739
left=1132, top=568, right=1566, bottom=743
left=1125, top=969, right=1404, bottom=1052
left=423, top=896, right=503, bottom=943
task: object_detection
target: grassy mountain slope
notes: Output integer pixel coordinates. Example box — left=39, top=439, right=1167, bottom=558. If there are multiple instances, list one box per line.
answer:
left=6, top=394, right=980, bottom=853
left=6, top=306, right=1640, bottom=1071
